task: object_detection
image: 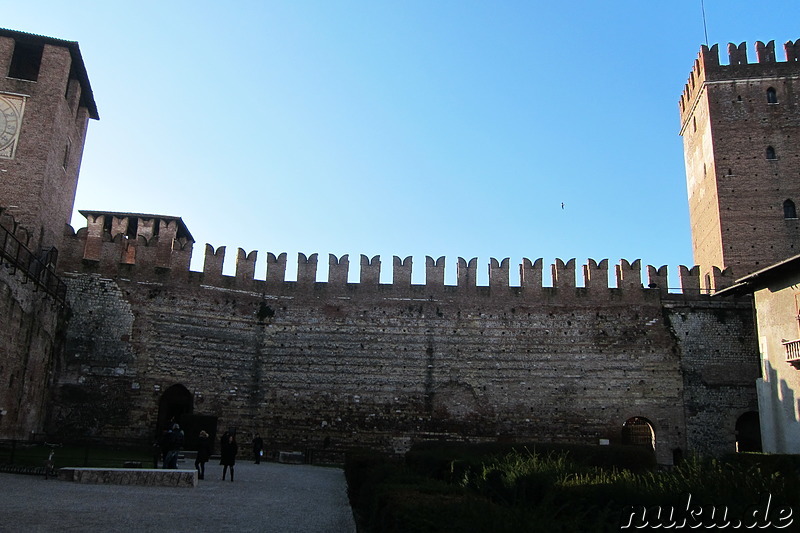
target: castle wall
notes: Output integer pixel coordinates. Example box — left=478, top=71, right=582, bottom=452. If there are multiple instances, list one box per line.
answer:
left=0, top=237, right=65, bottom=439
left=664, top=300, right=760, bottom=457
left=54, top=236, right=760, bottom=463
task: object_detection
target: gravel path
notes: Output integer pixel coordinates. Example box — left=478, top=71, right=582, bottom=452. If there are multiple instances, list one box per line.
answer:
left=0, top=461, right=356, bottom=532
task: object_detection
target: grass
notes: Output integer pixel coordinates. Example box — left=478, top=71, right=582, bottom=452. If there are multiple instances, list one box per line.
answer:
left=0, top=441, right=153, bottom=469
left=346, top=443, right=800, bottom=532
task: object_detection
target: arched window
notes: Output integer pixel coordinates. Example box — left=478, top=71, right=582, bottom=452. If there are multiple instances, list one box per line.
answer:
left=766, top=146, right=777, bottom=160
left=784, top=199, right=797, bottom=219
left=767, top=87, right=778, bottom=104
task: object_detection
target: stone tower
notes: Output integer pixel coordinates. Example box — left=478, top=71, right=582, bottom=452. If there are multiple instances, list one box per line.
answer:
left=679, top=40, right=800, bottom=292
left=0, top=28, right=98, bottom=255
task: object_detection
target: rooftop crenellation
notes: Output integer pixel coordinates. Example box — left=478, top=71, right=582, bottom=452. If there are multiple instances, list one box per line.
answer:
left=58, top=212, right=739, bottom=299
left=679, top=39, right=800, bottom=127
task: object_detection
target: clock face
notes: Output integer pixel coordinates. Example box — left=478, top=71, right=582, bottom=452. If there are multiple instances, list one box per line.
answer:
left=0, top=94, right=23, bottom=158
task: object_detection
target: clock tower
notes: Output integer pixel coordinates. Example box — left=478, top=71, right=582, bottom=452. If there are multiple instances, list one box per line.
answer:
left=0, top=28, right=98, bottom=255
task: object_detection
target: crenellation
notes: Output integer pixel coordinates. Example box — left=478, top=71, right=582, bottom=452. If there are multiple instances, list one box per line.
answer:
left=426, top=256, right=445, bottom=287
left=328, top=254, right=349, bottom=285
left=520, top=258, right=543, bottom=289
left=155, top=219, right=179, bottom=268
left=489, top=257, right=510, bottom=288
left=393, top=255, right=412, bottom=286
left=552, top=258, right=576, bottom=289
left=755, top=40, right=776, bottom=63
left=297, top=253, right=318, bottom=285
left=359, top=254, right=380, bottom=285
left=457, top=257, right=478, bottom=288
left=202, top=244, right=225, bottom=279
left=615, top=259, right=642, bottom=290
left=235, top=248, right=257, bottom=284
left=786, top=39, right=800, bottom=62
left=583, top=258, right=609, bottom=290
left=266, top=252, right=287, bottom=283
left=56, top=227, right=730, bottom=301
left=728, top=42, right=748, bottom=65
left=709, top=266, right=736, bottom=293
left=679, top=265, right=701, bottom=294
left=647, top=265, right=669, bottom=295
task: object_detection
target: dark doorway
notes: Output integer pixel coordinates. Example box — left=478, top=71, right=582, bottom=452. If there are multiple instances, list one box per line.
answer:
left=622, top=417, right=655, bottom=450
left=735, top=412, right=762, bottom=452
left=156, top=384, right=193, bottom=436
left=180, top=414, right=218, bottom=453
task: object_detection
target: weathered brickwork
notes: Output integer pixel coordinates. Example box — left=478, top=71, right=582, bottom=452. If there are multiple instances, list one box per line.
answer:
left=664, top=301, right=760, bottom=457
left=53, top=231, right=760, bottom=464
left=0, top=263, right=65, bottom=438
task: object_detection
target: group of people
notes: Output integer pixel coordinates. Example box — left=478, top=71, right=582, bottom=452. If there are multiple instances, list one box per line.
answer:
left=157, top=423, right=266, bottom=483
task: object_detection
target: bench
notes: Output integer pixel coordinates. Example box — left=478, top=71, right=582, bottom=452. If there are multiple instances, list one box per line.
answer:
left=58, top=467, right=197, bottom=487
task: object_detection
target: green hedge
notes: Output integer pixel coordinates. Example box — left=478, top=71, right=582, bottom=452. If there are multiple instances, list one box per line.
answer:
left=345, top=443, right=798, bottom=533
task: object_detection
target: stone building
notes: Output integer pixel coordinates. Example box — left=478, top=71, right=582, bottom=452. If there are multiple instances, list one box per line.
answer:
left=0, top=28, right=97, bottom=440
left=4, top=29, right=797, bottom=464
left=718, top=254, right=800, bottom=454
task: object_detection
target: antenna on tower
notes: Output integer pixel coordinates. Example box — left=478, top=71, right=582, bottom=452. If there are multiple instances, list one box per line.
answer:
left=701, top=0, right=709, bottom=46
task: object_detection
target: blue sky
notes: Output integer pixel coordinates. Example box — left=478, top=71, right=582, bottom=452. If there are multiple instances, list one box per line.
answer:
left=6, top=1, right=799, bottom=286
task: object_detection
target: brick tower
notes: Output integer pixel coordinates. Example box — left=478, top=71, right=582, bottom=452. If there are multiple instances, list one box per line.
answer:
left=0, top=28, right=98, bottom=255
left=679, top=40, right=800, bottom=292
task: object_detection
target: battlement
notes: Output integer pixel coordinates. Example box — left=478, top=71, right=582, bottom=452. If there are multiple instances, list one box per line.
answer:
left=679, top=39, right=800, bottom=128
left=59, top=212, right=739, bottom=300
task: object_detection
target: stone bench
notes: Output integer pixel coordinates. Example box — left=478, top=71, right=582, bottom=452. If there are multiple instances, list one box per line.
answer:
left=58, top=467, right=197, bottom=487
left=277, top=451, right=305, bottom=464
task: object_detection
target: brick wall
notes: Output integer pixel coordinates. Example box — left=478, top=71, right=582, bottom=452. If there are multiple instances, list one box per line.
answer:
left=53, top=255, right=759, bottom=464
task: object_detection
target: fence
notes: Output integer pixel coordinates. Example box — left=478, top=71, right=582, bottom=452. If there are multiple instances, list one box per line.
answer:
left=0, top=222, right=66, bottom=305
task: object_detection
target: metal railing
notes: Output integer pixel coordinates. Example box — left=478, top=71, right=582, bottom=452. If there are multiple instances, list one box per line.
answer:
left=0, top=223, right=66, bottom=305
left=782, top=339, right=800, bottom=363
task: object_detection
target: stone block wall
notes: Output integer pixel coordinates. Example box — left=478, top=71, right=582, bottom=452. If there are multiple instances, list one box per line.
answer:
left=53, top=251, right=760, bottom=464
left=0, top=263, right=65, bottom=439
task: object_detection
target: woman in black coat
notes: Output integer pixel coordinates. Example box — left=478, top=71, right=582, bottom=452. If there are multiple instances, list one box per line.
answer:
left=220, top=433, right=238, bottom=482
left=194, top=430, right=211, bottom=480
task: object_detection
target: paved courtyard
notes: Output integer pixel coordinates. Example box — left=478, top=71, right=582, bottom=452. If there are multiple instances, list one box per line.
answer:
left=0, top=461, right=356, bottom=532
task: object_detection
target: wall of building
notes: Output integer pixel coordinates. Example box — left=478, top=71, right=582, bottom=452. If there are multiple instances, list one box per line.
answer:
left=0, top=33, right=95, bottom=253
left=750, top=272, right=800, bottom=454
left=0, top=213, right=66, bottom=439
left=51, top=227, right=761, bottom=463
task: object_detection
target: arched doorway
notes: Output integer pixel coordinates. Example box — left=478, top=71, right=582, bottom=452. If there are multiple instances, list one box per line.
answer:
left=156, top=384, right=193, bottom=434
left=735, top=412, right=762, bottom=452
left=622, top=416, right=655, bottom=450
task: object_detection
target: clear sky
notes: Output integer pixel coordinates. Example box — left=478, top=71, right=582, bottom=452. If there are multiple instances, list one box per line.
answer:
left=5, top=1, right=799, bottom=286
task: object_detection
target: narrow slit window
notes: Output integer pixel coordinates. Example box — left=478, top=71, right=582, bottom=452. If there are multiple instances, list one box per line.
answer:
left=767, top=87, right=778, bottom=104
left=784, top=199, right=797, bottom=219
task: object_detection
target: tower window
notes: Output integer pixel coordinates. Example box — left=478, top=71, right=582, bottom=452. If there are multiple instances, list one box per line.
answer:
left=784, top=199, right=797, bottom=219
left=767, top=87, right=778, bottom=104
left=8, top=41, right=44, bottom=81
left=766, top=146, right=777, bottom=160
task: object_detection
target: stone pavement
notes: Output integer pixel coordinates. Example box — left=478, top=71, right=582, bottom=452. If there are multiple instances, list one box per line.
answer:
left=0, top=460, right=356, bottom=532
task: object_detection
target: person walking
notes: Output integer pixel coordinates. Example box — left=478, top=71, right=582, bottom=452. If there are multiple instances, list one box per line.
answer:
left=252, top=433, right=263, bottom=464
left=163, top=423, right=184, bottom=469
left=195, top=430, right=211, bottom=480
left=220, top=433, right=237, bottom=482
